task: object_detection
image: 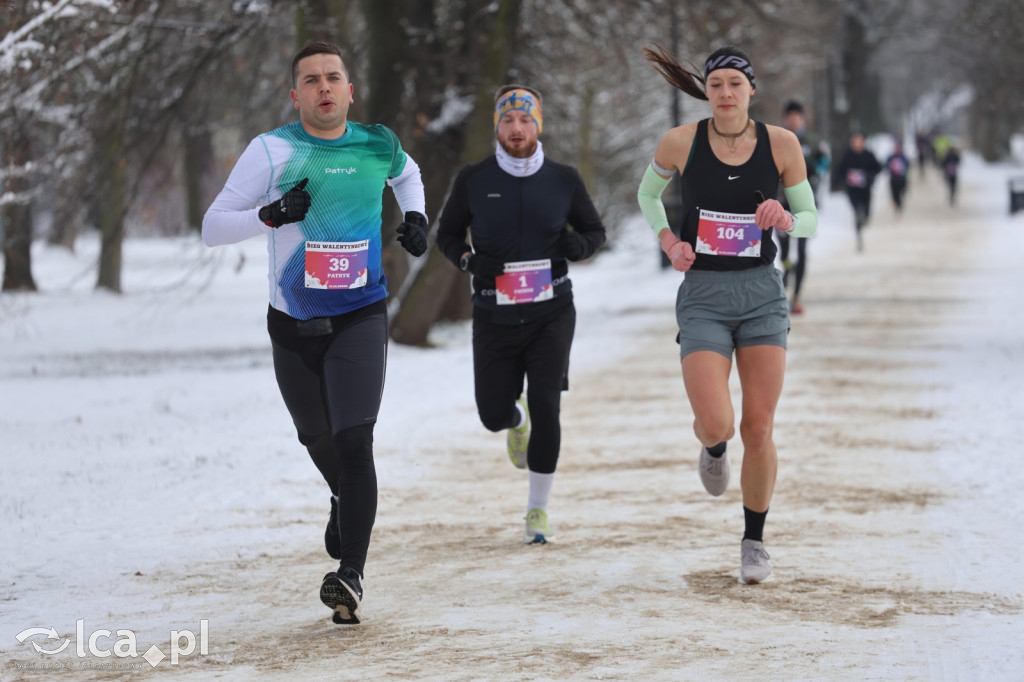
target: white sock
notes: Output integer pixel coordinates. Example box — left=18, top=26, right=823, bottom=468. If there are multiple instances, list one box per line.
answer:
left=527, top=471, right=555, bottom=512
left=513, top=402, right=527, bottom=429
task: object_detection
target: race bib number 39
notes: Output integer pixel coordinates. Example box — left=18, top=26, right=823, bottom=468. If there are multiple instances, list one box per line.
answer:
left=696, top=209, right=762, bottom=258
left=495, top=259, right=553, bottom=305
left=305, top=240, right=369, bottom=289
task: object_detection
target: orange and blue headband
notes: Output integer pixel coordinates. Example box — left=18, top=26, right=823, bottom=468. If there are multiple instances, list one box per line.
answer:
left=494, top=89, right=542, bottom=134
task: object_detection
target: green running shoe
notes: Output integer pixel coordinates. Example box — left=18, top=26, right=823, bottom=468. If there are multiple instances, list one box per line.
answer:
left=524, top=508, right=551, bottom=544
left=506, top=397, right=530, bottom=469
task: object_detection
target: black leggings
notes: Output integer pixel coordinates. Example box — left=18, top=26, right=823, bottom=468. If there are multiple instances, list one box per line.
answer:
left=848, top=189, right=872, bottom=231
left=267, top=303, right=387, bottom=575
left=776, top=233, right=808, bottom=299
left=472, top=303, right=576, bottom=474
left=889, top=176, right=907, bottom=210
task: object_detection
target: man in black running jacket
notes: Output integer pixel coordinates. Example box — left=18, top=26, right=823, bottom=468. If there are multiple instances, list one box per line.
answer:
left=436, top=84, right=606, bottom=544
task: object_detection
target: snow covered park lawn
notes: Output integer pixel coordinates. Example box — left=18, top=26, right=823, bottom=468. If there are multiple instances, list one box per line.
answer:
left=2, top=156, right=1022, bottom=680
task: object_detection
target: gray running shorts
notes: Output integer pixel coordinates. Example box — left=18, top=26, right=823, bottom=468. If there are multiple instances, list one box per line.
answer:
left=675, top=264, right=789, bottom=359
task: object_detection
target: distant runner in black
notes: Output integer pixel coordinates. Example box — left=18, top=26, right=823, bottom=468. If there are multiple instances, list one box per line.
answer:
left=835, top=132, right=882, bottom=252
left=943, top=146, right=961, bottom=207
left=885, top=138, right=911, bottom=215
left=776, top=100, right=829, bottom=314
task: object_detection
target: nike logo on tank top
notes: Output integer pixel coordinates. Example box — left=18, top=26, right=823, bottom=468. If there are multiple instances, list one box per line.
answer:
left=679, top=119, right=780, bottom=271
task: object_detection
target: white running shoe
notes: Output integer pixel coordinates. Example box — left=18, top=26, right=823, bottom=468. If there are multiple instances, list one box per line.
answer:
left=698, top=445, right=730, bottom=496
left=506, top=398, right=530, bottom=470
left=740, top=539, right=772, bottom=584
left=524, top=508, right=551, bottom=544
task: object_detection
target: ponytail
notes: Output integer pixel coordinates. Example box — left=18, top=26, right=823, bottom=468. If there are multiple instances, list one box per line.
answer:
left=642, top=43, right=708, bottom=102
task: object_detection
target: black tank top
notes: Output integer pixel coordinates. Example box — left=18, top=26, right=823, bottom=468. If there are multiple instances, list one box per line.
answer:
left=679, top=119, right=780, bottom=271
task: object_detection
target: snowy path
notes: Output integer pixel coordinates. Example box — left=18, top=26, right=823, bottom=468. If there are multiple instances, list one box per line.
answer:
left=2, top=160, right=1022, bottom=680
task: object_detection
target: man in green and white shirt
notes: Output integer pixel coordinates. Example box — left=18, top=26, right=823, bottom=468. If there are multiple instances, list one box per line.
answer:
left=203, top=41, right=428, bottom=625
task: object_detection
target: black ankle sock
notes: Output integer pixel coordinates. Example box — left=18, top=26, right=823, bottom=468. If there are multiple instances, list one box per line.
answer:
left=743, top=506, right=768, bottom=542
left=707, top=441, right=727, bottom=458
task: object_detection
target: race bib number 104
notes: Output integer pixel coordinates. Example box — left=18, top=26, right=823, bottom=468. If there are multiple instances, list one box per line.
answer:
left=695, top=209, right=762, bottom=258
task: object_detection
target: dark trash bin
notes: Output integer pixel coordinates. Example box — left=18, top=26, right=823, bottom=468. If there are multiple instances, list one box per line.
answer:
left=1010, top=177, right=1024, bottom=215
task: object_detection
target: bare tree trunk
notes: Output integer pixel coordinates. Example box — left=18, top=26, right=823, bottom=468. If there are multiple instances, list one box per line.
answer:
left=2, top=124, right=37, bottom=292
left=389, top=0, right=522, bottom=346
left=96, top=109, right=127, bottom=293
left=970, top=75, right=1012, bottom=162
left=835, top=11, right=883, bottom=140
left=296, top=0, right=349, bottom=46
left=578, top=85, right=595, bottom=191
left=361, top=0, right=427, bottom=295
left=184, top=127, right=212, bottom=232
left=48, top=150, right=86, bottom=251
left=48, top=187, right=81, bottom=251
left=826, top=51, right=848, bottom=193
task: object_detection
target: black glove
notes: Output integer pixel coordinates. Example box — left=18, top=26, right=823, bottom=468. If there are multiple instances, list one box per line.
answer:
left=459, top=252, right=505, bottom=279
left=396, top=211, right=429, bottom=257
left=258, top=178, right=311, bottom=227
left=556, top=228, right=589, bottom=261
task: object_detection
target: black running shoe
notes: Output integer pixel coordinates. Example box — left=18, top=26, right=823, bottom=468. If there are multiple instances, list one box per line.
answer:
left=325, top=495, right=341, bottom=560
left=320, top=566, right=362, bottom=624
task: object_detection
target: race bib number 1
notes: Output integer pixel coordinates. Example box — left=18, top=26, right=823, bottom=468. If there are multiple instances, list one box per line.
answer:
left=495, top=259, right=553, bottom=305
left=695, top=209, right=762, bottom=258
left=305, top=240, right=369, bottom=289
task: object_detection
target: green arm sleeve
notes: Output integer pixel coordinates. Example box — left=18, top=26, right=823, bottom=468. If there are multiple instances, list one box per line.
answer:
left=782, top=178, right=818, bottom=238
left=637, top=163, right=673, bottom=236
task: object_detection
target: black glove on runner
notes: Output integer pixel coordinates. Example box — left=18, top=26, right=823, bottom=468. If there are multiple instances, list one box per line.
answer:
left=259, top=178, right=311, bottom=227
left=460, top=252, right=505, bottom=279
left=396, top=211, right=429, bottom=257
left=556, top=228, right=589, bottom=261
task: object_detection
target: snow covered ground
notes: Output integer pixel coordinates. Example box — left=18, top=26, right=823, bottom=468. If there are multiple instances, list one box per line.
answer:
left=1, top=156, right=1022, bottom=680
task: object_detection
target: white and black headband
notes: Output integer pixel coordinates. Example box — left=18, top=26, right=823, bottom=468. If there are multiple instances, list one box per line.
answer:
left=704, top=49, right=756, bottom=88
